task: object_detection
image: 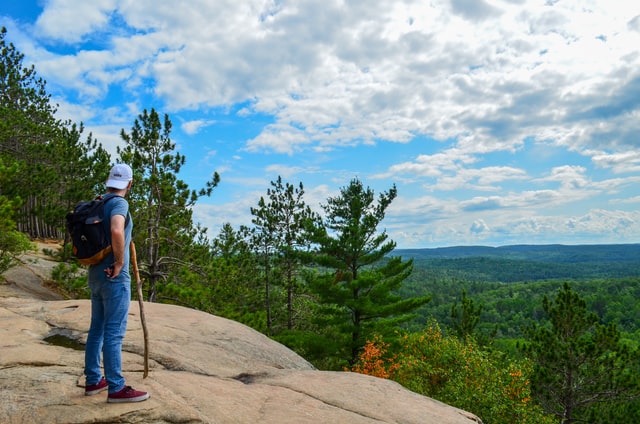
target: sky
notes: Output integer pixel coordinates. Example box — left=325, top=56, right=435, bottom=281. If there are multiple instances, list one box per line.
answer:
left=2, top=0, right=640, bottom=249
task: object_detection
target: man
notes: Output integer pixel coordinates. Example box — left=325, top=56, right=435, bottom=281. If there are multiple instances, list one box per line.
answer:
left=83, top=163, right=149, bottom=403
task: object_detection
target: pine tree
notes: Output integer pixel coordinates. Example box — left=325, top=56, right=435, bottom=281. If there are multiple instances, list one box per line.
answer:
left=309, top=178, right=430, bottom=366
left=521, top=282, right=640, bottom=423
left=250, top=176, right=320, bottom=334
left=209, top=224, right=266, bottom=329
left=162, top=223, right=267, bottom=330
left=118, top=108, right=219, bottom=301
left=0, top=27, right=57, bottom=161
left=450, top=289, right=483, bottom=343
left=0, top=158, right=32, bottom=271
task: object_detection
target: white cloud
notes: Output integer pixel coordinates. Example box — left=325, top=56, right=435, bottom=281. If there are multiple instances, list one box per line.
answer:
left=34, top=0, right=117, bottom=43
left=540, top=165, right=590, bottom=189
left=612, top=196, right=640, bottom=205
left=470, top=219, right=490, bottom=234
left=181, top=119, right=216, bottom=135
left=245, top=124, right=312, bottom=155
left=264, top=164, right=305, bottom=179
left=591, top=150, right=640, bottom=174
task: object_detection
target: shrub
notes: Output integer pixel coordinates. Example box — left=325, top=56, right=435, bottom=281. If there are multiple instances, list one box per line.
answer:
left=351, top=324, right=554, bottom=424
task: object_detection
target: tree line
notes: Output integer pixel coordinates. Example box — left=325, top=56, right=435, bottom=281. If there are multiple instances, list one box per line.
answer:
left=2, top=27, right=640, bottom=423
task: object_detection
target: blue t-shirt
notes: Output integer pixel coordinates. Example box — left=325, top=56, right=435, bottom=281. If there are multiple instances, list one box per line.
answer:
left=88, top=193, right=133, bottom=284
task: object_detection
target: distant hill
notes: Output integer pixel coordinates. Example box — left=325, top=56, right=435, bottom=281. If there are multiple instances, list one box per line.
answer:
left=396, top=244, right=640, bottom=262
left=395, top=244, right=640, bottom=282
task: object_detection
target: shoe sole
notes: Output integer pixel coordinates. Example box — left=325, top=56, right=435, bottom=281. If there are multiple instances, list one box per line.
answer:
left=107, top=393, right=150, bottom=403
left=85, top=386, right=108, bottom=396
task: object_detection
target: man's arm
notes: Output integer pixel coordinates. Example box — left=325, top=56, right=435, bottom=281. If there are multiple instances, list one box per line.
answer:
left=105, top=214, right=126, bottom=278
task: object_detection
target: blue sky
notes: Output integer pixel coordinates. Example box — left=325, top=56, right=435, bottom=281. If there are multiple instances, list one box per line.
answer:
left=2, top=0, right=640, bottom=248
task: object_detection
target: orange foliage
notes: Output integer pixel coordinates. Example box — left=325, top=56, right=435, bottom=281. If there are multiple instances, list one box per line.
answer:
left=350, top=335, right=399, bottom=379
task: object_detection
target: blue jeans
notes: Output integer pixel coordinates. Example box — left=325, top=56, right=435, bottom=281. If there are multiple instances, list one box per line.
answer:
left=84, top=278, right=131, bottom=394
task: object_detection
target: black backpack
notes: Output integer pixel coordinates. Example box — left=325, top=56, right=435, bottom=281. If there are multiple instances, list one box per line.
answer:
left=66, top=195, right=129, bottom=266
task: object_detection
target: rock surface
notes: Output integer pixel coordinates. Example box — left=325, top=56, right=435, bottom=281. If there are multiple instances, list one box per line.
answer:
left=0, top=243, right=482, bottom=423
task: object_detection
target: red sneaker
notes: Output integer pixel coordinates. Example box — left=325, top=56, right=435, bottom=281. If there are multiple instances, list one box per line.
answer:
left=85, top=377, right=108, bottom=396
left=107, top=385, right=150, bottom=403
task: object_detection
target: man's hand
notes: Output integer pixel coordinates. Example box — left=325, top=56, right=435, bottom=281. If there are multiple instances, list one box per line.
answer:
left=104, top=262, right=124, bottom=279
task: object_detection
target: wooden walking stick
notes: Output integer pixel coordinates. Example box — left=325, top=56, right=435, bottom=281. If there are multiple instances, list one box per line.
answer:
left=130, top=241, right=149, bottom=378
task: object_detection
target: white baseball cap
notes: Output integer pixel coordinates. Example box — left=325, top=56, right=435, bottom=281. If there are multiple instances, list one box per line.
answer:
left=106, top=164, right=133, bottom=189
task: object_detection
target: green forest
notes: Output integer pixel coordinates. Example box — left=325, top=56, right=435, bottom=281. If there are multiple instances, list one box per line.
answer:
left=397, top=248, right=640, bottom=342
left=2, top=26, right=639, bottom=424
